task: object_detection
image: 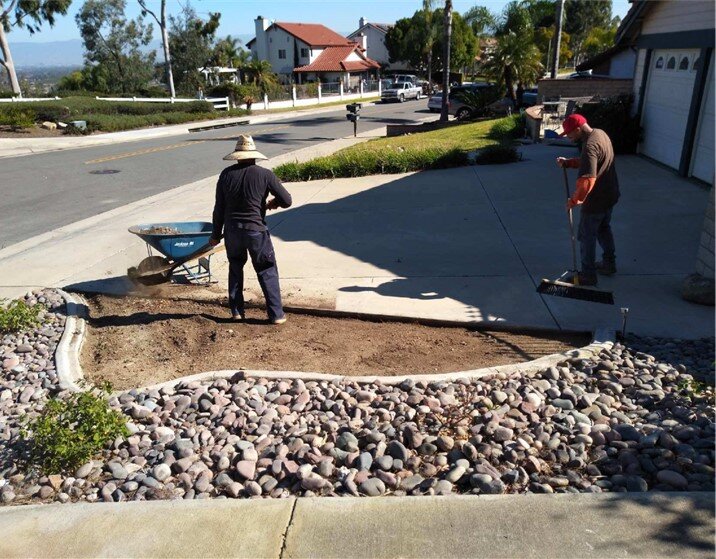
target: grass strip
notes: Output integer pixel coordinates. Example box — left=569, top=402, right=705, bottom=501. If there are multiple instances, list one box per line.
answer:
left=274, top=115, right=523, bottom=181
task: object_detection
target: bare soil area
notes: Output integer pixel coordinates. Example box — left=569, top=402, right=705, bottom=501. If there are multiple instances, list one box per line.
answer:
left=0, top=125, right=65, bottom=138
left=80, top=295, right=591, bottom=391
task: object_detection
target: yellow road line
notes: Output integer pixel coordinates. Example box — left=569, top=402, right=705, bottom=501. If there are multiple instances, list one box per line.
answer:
left=82, top=116, right=382, bottom=165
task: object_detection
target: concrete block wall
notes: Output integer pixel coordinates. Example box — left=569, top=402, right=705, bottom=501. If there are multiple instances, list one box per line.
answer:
left=537, top=78, right=633, bottom=102
left=695, top=187, right=715, bottom=278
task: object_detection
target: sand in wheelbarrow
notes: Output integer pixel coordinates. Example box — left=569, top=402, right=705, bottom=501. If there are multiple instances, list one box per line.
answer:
left=80, top=295, right=591, bottom=391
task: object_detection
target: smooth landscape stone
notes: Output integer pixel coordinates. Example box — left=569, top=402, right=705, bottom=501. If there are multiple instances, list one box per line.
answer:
left=152, top=464, right=171, bottom=482
left=359, top=478, right=386, bottom=497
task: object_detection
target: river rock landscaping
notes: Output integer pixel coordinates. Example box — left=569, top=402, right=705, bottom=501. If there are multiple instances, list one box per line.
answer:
left=0, top=290, right=714, bottom=505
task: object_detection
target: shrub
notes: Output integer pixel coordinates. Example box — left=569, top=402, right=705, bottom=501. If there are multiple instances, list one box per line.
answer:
left=275, top=147, right=469, bottom=181
left=488, top=114, right=524, bottom=143
left=22, top=383, right=129, bottom=474
left=0, top=299, right=44, bottom=333
left=475, top=145, right=521, bottom=165
left=1, top=105, right=36, bottom=129
left=578, top=95, right=640, bottom=154
left=454, top=87, right=501, bottom=119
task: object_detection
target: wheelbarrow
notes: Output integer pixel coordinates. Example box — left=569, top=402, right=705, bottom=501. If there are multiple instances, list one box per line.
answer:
left=127, top=221, right=224, bottom=286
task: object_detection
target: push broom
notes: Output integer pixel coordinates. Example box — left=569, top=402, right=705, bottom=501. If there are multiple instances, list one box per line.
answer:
left=537, top=167, right=614, bottom=305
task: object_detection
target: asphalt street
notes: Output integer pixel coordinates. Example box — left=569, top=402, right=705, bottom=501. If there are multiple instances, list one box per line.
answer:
left=1, top=101, right=429, bottom=248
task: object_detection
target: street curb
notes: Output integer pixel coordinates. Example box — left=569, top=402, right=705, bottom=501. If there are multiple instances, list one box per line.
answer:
left=54, top=289, right=615, bottom=394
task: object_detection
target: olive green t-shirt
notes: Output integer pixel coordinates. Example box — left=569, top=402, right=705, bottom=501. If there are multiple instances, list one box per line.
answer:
left=578, top=128, right=620, bottom=213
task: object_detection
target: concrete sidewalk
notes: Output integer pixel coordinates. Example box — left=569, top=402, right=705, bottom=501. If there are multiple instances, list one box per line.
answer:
left=0, top=101, right=378, bottom=159
left=2, top=143, right=712, bottom=338
left=1, top=493, right=713, bottom=558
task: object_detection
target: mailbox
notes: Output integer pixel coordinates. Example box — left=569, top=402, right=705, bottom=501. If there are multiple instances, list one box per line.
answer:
left=346, top=103, right=362, bottom=136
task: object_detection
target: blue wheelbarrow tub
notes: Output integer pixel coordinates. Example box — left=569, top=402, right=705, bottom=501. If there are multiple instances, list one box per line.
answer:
left=128, top=221, right=214, bottom=260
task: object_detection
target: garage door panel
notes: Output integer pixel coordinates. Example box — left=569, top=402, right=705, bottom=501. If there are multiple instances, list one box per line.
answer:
left=691, top=54, right=714, bottom=184
left=641, top=49, right=699, bottom=170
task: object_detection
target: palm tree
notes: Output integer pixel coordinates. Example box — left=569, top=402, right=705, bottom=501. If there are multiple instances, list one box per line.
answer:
left=422, top=0, right=436, bottom=92
left=439, top=0, right=453, bottom=122
left=246, top=59, right=278, bottom=94
left=483, top=31, right=542, bottom=104
left=220, top=35, right=242, bottom=68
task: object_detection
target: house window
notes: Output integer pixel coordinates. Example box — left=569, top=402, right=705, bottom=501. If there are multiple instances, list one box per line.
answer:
left=666, top=56, right=676, bottom=69
left=679, top=56, right=690, bottom=70
left=278, top=49, right=287, bottom=59
left=301, top=48, right=309, bottom=58
left=655, top=56, right=664, bottom=69
left=693, top=56, right=701, bottom=71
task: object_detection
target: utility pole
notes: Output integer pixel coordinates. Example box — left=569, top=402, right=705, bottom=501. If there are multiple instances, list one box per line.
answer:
left=550, top=0, right=564, bottom=79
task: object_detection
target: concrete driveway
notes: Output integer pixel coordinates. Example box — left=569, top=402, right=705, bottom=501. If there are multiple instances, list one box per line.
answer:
left=2, top=142, right=712, bottom=338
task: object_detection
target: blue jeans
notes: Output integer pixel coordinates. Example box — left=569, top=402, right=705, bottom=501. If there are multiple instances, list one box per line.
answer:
left=225, top=225, right=285, bottom=321
left=577, top=208, right=616, bottom=276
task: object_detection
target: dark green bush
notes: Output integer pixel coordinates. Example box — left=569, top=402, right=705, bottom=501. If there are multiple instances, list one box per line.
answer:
left=487, top=114, right=524, bottom=143
left=578, top=95, right=640, bottom=154
left=0, top=105, right=36, bottom=129
left=22, top=383, right=129, bottom=474
left=475, top=145, right=520, bottom=165
left=275, top=147, right=469, bottom=181
left=454, top=87, right=501, bottom=119
left=0, top=299, right=44, bottom=333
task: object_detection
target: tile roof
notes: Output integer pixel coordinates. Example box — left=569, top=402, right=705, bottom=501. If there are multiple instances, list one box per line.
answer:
left=273, top=22, right=353, bottom=47
left=294, top=45, right=381, bottom=73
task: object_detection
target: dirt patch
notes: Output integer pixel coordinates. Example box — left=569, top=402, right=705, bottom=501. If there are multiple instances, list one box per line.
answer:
left=80, top=295, right=591, bottom=391
left=0, top=125, right=65, bottom=138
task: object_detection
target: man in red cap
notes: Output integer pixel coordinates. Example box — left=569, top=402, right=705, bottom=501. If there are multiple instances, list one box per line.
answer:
left=556, top=114, right=620, bottom=286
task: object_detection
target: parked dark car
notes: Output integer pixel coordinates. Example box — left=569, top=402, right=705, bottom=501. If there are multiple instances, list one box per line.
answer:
left=427, top=82, right=497, bottom=119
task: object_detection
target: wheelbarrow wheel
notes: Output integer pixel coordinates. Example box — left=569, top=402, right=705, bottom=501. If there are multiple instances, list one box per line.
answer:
left=128, top=256, right=171, bottom=286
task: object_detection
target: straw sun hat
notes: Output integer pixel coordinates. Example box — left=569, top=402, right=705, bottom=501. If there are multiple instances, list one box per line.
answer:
left=223, top=135, right=268, bottom=161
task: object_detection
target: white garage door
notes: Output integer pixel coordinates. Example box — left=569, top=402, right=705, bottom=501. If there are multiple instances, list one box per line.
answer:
left=690, top=53, right=714, bottom=184
left=641, top=49, right=700, bottom=170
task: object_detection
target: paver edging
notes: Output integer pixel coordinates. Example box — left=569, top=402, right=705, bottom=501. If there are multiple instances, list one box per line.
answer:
left=53, top=290, right=615, bottom=394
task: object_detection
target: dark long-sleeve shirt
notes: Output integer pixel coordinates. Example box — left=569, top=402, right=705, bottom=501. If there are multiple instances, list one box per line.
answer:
left=211, top=162, right=292, bottom=239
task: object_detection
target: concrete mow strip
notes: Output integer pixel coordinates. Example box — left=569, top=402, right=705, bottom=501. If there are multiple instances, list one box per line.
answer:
left=0, top=497, right=295, bottom=558
left=283, top=493, right=716, bottom=559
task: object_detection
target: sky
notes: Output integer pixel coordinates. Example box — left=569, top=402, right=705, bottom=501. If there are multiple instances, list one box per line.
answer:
left=10, top=0, right=632, bottom=43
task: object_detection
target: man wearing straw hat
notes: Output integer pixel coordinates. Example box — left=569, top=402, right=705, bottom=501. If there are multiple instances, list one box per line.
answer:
left=209, top=135, right=292, bottom=324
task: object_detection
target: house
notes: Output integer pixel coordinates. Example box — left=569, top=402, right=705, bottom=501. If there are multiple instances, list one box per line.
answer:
left=247, top=16, right=380, bottom=86
left=575, top=45, right=637, bottom=79
left=604, top=0, right=714, bottom=185
left=347, top=17, right=408, bottom=71
left=615, top=0, right=714, bottom=286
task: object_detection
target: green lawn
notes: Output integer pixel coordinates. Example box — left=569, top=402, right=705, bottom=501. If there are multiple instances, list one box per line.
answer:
left=274, top=115, right=522, bottom=181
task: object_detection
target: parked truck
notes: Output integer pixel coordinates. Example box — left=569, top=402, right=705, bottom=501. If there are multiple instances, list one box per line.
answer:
left=381, top=81, right=422, bottom=103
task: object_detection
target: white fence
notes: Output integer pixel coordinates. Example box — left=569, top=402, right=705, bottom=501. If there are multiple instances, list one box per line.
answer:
left=0, top=96, right=61, bottom=103
left=245, top=81, right=383, bottom=111
left=95, top=96, right=230, bottom=111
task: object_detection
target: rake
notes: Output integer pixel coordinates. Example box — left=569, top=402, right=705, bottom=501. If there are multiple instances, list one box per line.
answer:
left=537, top=167, right=615, bottom=305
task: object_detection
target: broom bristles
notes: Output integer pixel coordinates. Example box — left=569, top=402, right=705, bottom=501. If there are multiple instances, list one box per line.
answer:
left=537, top=279, right=614, bottom=305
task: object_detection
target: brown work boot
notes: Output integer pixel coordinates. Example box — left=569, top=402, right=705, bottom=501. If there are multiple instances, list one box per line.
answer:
left=596, top=259, right=617, bottom=276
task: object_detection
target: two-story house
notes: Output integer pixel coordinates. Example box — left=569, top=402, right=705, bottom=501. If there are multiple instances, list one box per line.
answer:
left=347, top=17, right=412, bottom=72
left=247, top=16, right=380, bottom=86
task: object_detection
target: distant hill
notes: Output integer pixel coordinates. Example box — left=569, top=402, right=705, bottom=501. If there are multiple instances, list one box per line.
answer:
left=12, top=34, right=254, bottom=69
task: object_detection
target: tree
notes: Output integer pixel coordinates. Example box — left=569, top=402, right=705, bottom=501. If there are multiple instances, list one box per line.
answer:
left=423, top=0, right=437, bottom=90
left=564, top=0, right=612, bottom=65
left=439, top=0, right=452, bottom=122
left=431, top=10, right=477, bottom=74
left=463, top=5, right=496, bottom=38
left=385, top=12, right=431, bottom=71
left=483, top=30, right=543, bottom=102
left=582, top=24, right=618, bottom=61
left=246, top=58, right=278, bottom=94
left=535, top=27, right=572, bottom=68
left=168, top=6, right=220, bottom=95
left=138, top=0, right=175, bottom=97
left=76, top=0, right=156, bottom=94
left=0, top=0, right=72, bottom=95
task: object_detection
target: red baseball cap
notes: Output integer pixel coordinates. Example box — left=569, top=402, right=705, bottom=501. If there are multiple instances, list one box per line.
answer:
left=559, top=114, right=587, bottom=136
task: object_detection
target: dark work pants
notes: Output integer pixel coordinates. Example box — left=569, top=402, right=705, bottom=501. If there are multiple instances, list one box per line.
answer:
left=577, top=208, right=616, bottom=276
left=225, top=225, right=285, bottom=321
